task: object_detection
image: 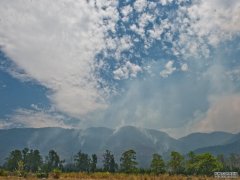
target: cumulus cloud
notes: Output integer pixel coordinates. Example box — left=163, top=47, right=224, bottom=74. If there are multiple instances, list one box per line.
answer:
left=133, top=0, right=147, bottom=13
left=181, top=63, right=188, bottom=72
left=113, top=61, right=142, bottom=80
left=188, top=0, right=240, bottom=39
left=127, top=0, right=240, bottom=60
left=160, top=61, right=176, bottom=77
left=172, top=0, right=240, bottom=58
left=159, top=0, right=174, bottom=6
left=121, top=5, right=133, bottom=22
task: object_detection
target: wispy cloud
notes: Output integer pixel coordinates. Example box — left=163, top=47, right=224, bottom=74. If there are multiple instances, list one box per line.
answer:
left=0, top=107, right=71, bottom=129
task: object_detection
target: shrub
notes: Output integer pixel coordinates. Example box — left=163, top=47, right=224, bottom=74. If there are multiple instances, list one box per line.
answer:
left=51, top=168, right=62, bottom=179
left=36, top=172, right=49, bottom=178
left=0, top=169, right=8, bottom=176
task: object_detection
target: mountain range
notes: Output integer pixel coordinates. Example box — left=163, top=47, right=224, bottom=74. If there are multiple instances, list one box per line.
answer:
left=0, top=126, right=239, bottom=167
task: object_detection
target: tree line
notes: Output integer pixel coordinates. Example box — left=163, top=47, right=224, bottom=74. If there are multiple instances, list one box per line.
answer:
left=1, top=148, right=240, bottom=177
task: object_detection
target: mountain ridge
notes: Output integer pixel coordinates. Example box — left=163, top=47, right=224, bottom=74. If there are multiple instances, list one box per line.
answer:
left=0, top=126, right=239, bottom=167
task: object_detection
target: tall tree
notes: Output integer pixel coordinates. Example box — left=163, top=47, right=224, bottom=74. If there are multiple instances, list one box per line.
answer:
left=186, top=151, right=197, bottom=175
left=45, top=150, right=64, bottom=172
left=217, top=154, right=227, bottom=171
left=120, top=149, right=138, bottom=173
left=168, top=151, right=184, bottom=175
left=150, top=153, right=165, bottom=175
left=74, top=151, right=90, bottom=172
left=228, top=153, right=240, bottom=171
left=23, top=149, right=42, bottom=172
left=90, top=154, right=97, bottom=172
left=22, top=148, right=29, bottom=165
left=5, top=149, right=23, bottom=171
left=103, top=150, right=117, bottom=172
left=194, top=153, right=223, bottom=176
left=186, top=152, right=223, bottom=176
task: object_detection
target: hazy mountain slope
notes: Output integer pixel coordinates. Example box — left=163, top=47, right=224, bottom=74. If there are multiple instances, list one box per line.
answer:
left=104, top=126, right=159, bottom=167
left=0, top=127, right=238, bottom=167
left=194, top=141, right=240, bottom=155
left=194, top=133, right=240, bottom=155
left=224, top=133, right=240, bottom=144
left=102, top=126, right=187, bottom=167
left=178, top=132, right=235, bottom=153
left=0, top=127, right=113, bottom=163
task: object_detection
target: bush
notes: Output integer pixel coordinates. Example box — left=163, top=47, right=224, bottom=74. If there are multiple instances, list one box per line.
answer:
left=36, top=172, right=49, bottom=178
left=15, top=170, right=27, bottom=178
left=50, top=168, right=61, bottom=179
left=0, top=169, right=8, bottom=176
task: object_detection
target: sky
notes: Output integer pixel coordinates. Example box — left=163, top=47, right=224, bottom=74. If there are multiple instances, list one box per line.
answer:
left=0, top=0, right=240, bottom=137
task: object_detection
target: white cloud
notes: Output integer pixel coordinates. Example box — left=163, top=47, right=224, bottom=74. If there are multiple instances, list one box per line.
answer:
left=169, top=0, right=240, bottom=59
left=113, top=61, right=142, bottom=80
left=134, top=0, right=147, bottom=13
left=110, top=35, right=135, bottom=60
left=149, top=19, right=170, bottom=40
left=0, top=0, right=119, bottom=118
left=160, top=61, right=176, bottom=77
left=159, top=0, right=173, bottom=6
left=130, top=24, right=145, bottom=38
left=121, top=5, right=133, bottom=22
left=118, top=36, right=134, bottom=52
left=0, top=121, right=12, bottom=129
left=139, top=13, right=155, bottom=30
left=1, top=108, right=71, bottom=129
left=179, top=0, right=240, bottom=49
left=181, top=63, right=188, bottom=72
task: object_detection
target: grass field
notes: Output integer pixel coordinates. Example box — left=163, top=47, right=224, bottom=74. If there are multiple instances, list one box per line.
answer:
left=0, top=172, right=239, bottom=180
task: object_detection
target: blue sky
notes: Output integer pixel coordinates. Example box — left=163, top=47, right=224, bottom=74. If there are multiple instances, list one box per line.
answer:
left=0, top=0, right=240, bottom=137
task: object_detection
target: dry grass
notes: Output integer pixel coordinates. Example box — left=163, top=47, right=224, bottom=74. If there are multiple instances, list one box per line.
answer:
left=0, top=173, right=239, bottom=180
